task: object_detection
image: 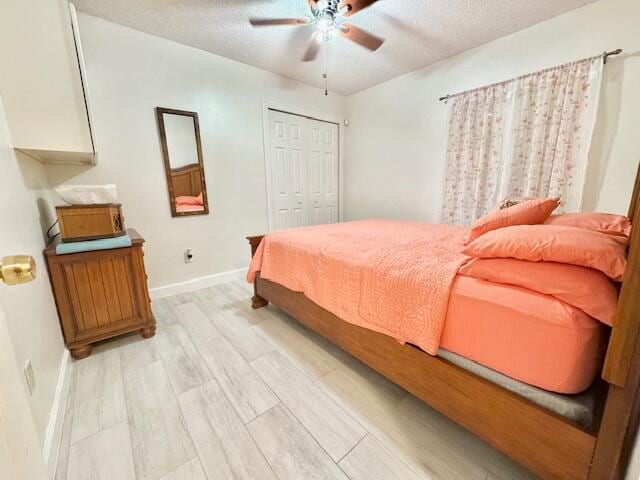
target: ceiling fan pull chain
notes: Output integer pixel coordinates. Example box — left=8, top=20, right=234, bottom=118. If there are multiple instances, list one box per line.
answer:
left=323, top=36, right=329, bottom=96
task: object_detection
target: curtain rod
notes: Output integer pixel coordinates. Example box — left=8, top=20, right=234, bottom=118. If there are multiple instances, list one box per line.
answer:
left=438, top=48, right=623, bottom=103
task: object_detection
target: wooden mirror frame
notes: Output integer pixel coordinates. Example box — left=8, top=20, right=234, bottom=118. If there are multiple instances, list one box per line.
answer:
left=155, top=107, right=209, bottom=217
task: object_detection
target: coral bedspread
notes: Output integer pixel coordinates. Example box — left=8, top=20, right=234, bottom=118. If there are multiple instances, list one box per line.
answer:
left=247, top=219, right=468, bottom=355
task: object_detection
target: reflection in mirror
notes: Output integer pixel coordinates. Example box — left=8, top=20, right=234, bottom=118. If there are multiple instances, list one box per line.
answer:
left=156, top=107, right=209, bottom=217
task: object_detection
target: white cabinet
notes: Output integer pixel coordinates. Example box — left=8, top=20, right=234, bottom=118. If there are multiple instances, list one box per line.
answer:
left=0, top=1, right=96, bottom=164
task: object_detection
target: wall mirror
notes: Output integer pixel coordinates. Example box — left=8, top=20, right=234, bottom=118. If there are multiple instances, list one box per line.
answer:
left=156, top=107, right=209, bottom=217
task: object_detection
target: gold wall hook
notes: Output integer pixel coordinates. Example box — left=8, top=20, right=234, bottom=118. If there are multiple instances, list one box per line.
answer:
left=0, top=255, right=36, bottom=285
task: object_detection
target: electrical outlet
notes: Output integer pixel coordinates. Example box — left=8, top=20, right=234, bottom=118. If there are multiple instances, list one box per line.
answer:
left=185, top=248, right=194, bottom=263
left=23, top=359, right=35, bottom=395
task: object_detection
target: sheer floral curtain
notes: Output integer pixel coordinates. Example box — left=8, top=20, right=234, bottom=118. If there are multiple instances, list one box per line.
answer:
left=441, top=56, right=603, bottom=225
left=441, top=84, right=510, bottom=225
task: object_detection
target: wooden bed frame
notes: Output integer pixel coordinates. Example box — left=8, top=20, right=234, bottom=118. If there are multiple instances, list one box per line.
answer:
left=246, top=164, right=640, bottom=480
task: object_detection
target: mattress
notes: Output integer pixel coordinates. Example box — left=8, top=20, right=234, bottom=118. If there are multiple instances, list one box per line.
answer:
left=441, top=276, right=607, bottom=394
left=438, top=349, right=596, bottom=427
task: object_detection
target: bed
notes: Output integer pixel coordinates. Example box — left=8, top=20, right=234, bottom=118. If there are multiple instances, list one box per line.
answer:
left=245, top=165, right=640, bottom=480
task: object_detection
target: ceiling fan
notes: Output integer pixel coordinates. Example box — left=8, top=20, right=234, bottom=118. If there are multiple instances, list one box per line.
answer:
left=249, top=0, right=384, bottom=63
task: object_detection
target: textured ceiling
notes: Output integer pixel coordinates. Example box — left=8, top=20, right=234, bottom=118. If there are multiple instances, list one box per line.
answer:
left=73, top=0, right=596, bottom=95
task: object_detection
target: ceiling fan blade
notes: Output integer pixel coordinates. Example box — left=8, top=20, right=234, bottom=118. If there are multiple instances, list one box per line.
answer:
left=338, top=0, right=380, bottom=17
left=249, top=18, right=310, bottom=27
left=339, top=23, right=384, bottom=51
left=302, top=32, right=322, bottom=62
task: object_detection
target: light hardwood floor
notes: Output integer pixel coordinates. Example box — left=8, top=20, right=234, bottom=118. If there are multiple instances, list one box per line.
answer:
left=55, top=280, right=537, bottom=480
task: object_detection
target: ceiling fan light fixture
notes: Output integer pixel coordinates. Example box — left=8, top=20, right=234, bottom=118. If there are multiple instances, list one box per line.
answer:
left=337, top=5, right=351, bottom=16
left=316, top=17, right=336, bottom=34
left=247, top=0, right=384, bottom=90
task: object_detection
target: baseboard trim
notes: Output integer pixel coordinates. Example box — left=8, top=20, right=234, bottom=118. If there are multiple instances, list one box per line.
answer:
left=149, top=268, right=248, bottom=300
left=43, top=349, right=73, bottom=479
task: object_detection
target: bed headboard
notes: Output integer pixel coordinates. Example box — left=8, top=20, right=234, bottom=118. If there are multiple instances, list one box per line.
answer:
left=602, top=162, right=640, bottom=387
left=170, top=164, right=203, bottom=198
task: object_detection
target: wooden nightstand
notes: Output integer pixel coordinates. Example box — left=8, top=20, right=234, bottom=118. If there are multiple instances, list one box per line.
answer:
left=44, top=228, right=156, bottom=359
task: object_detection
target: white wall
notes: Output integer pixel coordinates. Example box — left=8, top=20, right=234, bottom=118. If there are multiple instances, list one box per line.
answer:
left=46, top=14, right=346, bottom=290
left=344, top=0, right=640, bottom=222
left=0, top=304, right=48, bottom=480
left=0, top=97, right=65, bottom=447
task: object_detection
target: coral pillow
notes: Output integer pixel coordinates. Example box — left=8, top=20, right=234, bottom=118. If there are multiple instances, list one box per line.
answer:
left=463, top=225, right=627, bottom=281
left=464, top=197, right=559, bottom=245
left=545, top=212, right=632, bottom=237
left=459, top=258, right=619, bottom=326
left=175, top=192, right=203, bottom=206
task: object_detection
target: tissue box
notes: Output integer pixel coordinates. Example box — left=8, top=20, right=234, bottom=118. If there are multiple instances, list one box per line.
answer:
left=55, top=184, right=118, bottom=205
left=56, top=204, right=125, bottom=242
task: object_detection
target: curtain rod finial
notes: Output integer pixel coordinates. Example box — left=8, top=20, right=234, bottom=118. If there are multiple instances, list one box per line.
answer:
left=604, top=48, right=623, bottom=64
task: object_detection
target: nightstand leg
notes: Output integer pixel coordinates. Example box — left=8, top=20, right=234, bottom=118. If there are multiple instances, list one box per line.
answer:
left=141, top=325, right=156, bottom=338
left=70, top=345, right=92, bottom=360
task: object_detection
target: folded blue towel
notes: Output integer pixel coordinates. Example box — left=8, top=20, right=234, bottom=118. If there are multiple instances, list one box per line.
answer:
left=56, top=233, right=132, bottom=255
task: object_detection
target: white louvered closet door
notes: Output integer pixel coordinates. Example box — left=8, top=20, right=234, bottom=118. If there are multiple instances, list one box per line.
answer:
left=267, top=110, right=339, bottom=230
